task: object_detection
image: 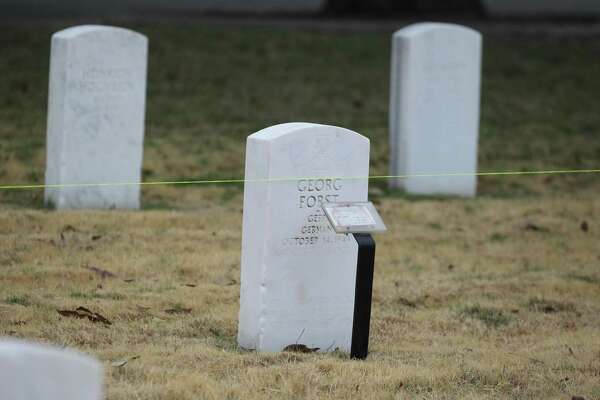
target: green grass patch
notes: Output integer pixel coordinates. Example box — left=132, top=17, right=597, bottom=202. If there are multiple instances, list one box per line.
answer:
left=459, top=304, right=511, bottom=327
left=5, top=294, right=31, bottom=306
left=70, top=291, right=125, bottom=300
left=489, top=233, right=508, bottom=242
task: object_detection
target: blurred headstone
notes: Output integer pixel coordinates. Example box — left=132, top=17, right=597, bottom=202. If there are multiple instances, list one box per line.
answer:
left=238, top=122, right=369, bottom=352
left=45, top=25, right=147, bottom=209
left=389, top=23, right=481, bottom=197
left=0, top=339, right=103, bottom=400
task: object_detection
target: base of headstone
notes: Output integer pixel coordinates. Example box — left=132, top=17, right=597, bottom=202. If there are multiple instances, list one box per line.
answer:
left=350, top=233, right=376, bottom=360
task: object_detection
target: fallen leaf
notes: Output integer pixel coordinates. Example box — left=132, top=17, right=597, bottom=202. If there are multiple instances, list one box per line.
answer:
left=398, top=297, right=417, bottom=308
left=523, top=222, right=549, bottom=232
left=84, top=265, right=116, bottom=279
left=543, top=305, right=557, bottom=313
left=282, top=344, right=319, bottom=353
left=57, top=306, right=112, bottom=325
left=111, top=355, right=140, bottom=368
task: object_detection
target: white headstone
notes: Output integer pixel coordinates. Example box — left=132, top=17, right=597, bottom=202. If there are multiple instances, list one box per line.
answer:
left=0, top=339, right=103, bottom=400
left=238, top=123, right=370, bottom=353
left=389, top=23, right=482, bottom=197
left=45, top=25, right=148, bottom=209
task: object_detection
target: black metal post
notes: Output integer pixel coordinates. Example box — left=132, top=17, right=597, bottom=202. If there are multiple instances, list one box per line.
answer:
left=350, top=233, right=376, bottom=360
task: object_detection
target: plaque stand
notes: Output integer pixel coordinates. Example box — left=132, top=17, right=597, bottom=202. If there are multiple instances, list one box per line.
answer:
left=321, top=201, right=385, bottom=360
left=350, top=233, right=376, bottom=360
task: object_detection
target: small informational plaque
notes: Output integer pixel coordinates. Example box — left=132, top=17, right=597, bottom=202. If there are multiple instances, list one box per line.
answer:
left=322, top=202, right=387, bottom=234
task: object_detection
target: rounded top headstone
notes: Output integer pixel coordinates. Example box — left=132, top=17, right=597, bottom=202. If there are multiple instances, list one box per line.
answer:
left=248, top=122, right=369, bottom=144
left=393, top=22, right=481, bottom=40
left=52, top=24, right=147, bottom=44
left=239, top=122, right=371, bottom=352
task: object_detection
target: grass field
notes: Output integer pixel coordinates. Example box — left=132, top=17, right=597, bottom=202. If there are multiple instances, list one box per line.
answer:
left=0, top=21, right=599, bottom=399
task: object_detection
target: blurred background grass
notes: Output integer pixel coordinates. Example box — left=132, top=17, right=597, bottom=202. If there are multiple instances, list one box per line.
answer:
left=0, top=21, right=599, bottom=209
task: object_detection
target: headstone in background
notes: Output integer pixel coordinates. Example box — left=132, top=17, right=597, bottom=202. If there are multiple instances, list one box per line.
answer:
left=0, top=339, right=103, bottom=400
left=45, top=25, right=147, bottom=209
left=238, top=122, right=370, bottom=352
left=389, top=23, right=481, bottom=197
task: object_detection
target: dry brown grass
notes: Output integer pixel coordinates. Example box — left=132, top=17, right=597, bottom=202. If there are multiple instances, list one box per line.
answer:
left=1, top=191, right=599, bottom=399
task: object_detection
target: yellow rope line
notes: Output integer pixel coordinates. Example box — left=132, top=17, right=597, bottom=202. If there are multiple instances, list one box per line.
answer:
left=0, top=169, right=599, bottom=191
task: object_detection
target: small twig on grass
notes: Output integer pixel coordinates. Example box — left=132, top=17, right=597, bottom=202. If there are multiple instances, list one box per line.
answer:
left=565, top=344, right=576, bottom=357
left=84, top=264, right=116, bottom=279
left=111, top=355, right=140, bottom=368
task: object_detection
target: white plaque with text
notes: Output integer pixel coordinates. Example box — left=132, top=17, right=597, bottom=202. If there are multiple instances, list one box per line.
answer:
left=323, top=202, right=387, bottom=234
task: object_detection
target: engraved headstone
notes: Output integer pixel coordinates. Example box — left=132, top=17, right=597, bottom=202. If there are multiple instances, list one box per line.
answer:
left=0, top=339, right=103, bottom=400
left=389, top=23, right=482, bottom=197
left=45, top=25, right=148, bottom=209
left=238, top=123, right=370, bottom=352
